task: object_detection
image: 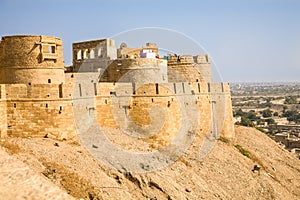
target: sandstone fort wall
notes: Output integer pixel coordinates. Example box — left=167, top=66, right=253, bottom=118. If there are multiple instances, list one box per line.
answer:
left=0, top=35, right=234, bottom=142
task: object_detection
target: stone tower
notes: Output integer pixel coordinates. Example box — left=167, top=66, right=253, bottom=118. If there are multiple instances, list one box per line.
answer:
left=0, top=35, right=65, bottom=84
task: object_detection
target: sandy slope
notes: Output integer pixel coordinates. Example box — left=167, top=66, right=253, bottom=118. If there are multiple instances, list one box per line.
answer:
left=0, top=125, right=299, bottom=200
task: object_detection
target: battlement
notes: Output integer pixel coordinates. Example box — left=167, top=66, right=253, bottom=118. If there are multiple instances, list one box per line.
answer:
left=96, top=82, right=230, bottom=97
left=1, top=79, right=230, bottom=101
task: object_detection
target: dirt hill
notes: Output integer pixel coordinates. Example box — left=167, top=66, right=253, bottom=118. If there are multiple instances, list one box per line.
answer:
left=0, top=126, right=299, bottom=200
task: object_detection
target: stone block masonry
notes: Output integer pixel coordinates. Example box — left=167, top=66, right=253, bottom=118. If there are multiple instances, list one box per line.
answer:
left=0, top=34, right=235, bottom=142
left=0, top=85, right=8, bottom=138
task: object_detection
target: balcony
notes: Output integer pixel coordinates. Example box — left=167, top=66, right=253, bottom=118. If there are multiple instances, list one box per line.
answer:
left=41, top=53, right=58, bottom=61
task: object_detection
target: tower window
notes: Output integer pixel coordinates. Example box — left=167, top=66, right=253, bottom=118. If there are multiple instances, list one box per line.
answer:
left=77, top=50, right=82, bottom=60
left=48, top=79, right=51, bottom=83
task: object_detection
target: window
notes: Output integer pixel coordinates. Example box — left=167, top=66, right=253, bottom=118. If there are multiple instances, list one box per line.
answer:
left=83, top=49, right=88, bottom=59
left=90, top=49, right=95, bottom=59
left=97, top=48, right=102, bottom=57
left=13, top=103, right=16, bottom=108
left=42, top=45, right=56, bottom=53
left=46, top=104, right=48, bottom=108
left=48, top=79, right=51, bottom=83
left=77, top=50, right=82, bottom=60
left=50, top=46, right=56, bottom=53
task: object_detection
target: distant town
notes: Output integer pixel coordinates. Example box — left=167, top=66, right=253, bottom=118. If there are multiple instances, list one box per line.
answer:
left=231, top=82, right=300, bottom=159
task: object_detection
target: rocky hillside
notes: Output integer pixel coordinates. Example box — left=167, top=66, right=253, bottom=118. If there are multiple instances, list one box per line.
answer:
left=0, top=126, right=299, bottom=199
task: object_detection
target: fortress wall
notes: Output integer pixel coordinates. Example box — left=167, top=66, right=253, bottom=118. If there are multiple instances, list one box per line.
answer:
left=95, top=91, right=213, bottom=147
left=193, top=55, right=212, bottom=82
left=0, top=35, right=65, bottom=84
left=0, top=85, right=7, bottom=138
left=6, top=100, right=75, bottom=139
left=167, top=54, right=212, bottom=83
left=64, top=72, right=99, bottom=98
left=5, top=84, right=62, bottom=99
left=210, top=83, right=235, bottom=139
left=1, top=78, right=233, bottom=141
left=167, top=58, right=205, bottom=83
left=95, top=82, right=234, bottom=141
left=3, top=84, right=76, bottom=140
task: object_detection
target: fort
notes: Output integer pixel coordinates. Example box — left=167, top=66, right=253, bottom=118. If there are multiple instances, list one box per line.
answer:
left=0, top=35, right=234, bottom=145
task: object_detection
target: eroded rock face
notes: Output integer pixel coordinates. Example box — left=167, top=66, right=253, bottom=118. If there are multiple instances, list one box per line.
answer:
left=0, top=126, right=299, bottom=199
left=0, top=147, right=74, bottom=200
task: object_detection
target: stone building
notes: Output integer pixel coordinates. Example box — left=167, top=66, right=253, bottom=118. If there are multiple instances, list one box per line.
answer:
left=0, top=35, right=235, bottom=143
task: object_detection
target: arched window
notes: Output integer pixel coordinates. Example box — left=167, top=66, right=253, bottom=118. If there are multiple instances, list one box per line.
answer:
left=83, top=49, right=88, bottom=59
left=97, top=48, right=102, bottom=57
left=90, top=49, right=95, bottom=59
left=77, top=50, right=82, bottom=60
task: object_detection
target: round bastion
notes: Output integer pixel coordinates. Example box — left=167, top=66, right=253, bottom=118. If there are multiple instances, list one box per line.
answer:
left=0, top=35, right=65, bottom=84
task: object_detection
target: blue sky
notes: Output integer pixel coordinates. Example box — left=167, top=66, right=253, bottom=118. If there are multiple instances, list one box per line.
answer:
left=0, top=0, right=299, bottom=82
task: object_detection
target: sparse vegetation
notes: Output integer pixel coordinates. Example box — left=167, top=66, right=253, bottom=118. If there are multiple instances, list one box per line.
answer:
left=284, top=96, right=298, bottom=104
left=255, top=127, right=266, bottom=133
left=218, top=137, right=230, bottom=143
left=235, top=144, right=251, bottom=158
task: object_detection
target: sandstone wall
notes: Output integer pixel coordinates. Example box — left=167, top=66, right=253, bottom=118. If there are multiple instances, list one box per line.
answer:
left=167, top=55, right=212, bottom=83
left=193, top=54, right=212, bottom=82
left=0, top=35, right=65, bottom=84
left=0, top=79, right=234, bottom=141
left=93, top=82, right=234, bottom=147
left=0, top=85, right=7, bottom=138
left=3, top=84, right=76, bottom=140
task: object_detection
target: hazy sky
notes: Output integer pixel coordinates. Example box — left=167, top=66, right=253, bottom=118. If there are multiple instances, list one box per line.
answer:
left=0, top=0, right=299, bottom=82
